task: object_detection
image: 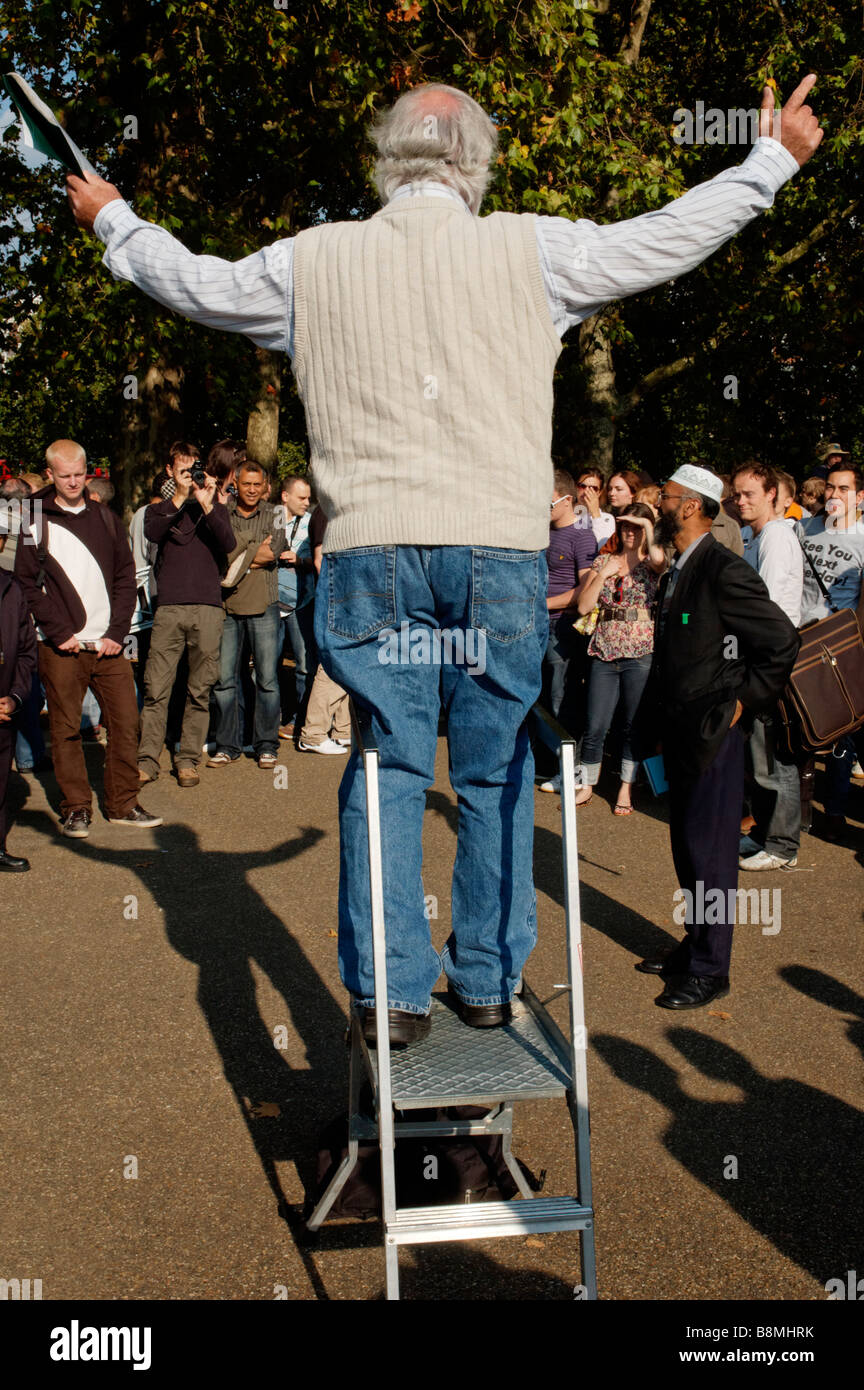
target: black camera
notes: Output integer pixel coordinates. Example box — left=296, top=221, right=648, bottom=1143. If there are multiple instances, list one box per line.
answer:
left=189, top=464, right=207, bottom=488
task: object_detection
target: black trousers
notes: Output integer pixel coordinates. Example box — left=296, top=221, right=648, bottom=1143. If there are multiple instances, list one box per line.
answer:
left=0, top=722, right=14, bottom=848
left=666, top=725, right=745, bottom=978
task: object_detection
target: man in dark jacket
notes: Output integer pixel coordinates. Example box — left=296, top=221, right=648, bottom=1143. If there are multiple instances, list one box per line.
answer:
left=138, top=442, right=234, bottom=788
left=0, top=567, right=37, bottom=869
left=636, top=464, right=800, bottom=1009
left=15, top=439, right=162, bottom=838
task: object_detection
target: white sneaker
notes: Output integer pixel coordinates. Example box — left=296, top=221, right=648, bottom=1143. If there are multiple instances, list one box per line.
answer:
left=739, top=850, right=798, bottom=871
left=298, top=737, right=349, bottom=755
left=537, top=775, right=561, bottom=794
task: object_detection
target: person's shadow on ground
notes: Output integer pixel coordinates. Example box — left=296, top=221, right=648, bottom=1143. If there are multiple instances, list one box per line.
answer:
left=32, top=811, right=347, bottom=1229
left=593, top=1026, right=863, bottom=1288
left=780, top=964, right=864, bottom=1068
left=425, top=786, right=677, bottom=966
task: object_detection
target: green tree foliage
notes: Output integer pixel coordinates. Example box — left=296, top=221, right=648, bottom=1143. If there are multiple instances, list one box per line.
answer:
left=0, top=0, right=861, bottom=502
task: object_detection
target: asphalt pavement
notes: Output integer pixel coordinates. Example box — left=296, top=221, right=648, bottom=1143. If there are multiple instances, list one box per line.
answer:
left=2, top=736, right=862, bottom=1303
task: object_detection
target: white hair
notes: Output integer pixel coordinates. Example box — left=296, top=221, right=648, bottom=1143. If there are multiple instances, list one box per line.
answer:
left=371, top=84, right=498, bottom=215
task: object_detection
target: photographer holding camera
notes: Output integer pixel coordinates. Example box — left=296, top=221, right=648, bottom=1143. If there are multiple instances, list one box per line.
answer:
left=137, top=441, right=235, bottom=788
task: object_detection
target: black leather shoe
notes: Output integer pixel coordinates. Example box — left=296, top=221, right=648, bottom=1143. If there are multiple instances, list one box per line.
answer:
left=655, top=974, right=730, bottom=1010
left=0, top=849, right=30, bottom=872
left=635, top=952, right=677, bottom=976
left=447, top=986, right=512, bottom=1029
left=361, top=1007, right=431, bottom=1048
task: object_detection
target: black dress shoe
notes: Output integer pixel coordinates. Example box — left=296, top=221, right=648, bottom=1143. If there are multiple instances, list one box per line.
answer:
left=447, top=986, right=512, bottom=1029
left=0, top=849, right=30, bottom=872
left=361, top=1007, right=431, bottom=1048
left=635, top=952, right=677, bottom=976
left=655, top=974, right=730, bottom=1010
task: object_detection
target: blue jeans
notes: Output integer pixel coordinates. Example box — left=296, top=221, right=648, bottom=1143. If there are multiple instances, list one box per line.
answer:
left=14, top=671, right=46, bottom=770
left=213, top=604, right=282, bottom=757
left=747, top=719, right=800, bottom=858
left=581, top=653, right=653, bottom=785
left=281, top=601, right=317, bottom=718
left=316, top=545, right=548, bottom=1014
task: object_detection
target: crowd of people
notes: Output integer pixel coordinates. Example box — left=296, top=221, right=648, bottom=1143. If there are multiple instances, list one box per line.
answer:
left=537, top=447, right=864, bottom=880
left=0, top=435, right=356, bottom=859
left=2, top=438, right=860, bottom=890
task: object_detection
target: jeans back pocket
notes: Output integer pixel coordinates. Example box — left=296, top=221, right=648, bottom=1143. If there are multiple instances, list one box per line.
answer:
left=470, top=549, right=539, bottom=643
left=326, top=547, right=397, bottom=641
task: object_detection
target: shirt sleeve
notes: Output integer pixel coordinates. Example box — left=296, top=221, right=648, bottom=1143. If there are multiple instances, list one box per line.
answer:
left=536, top=137, right=800, bottom=335
left=94, top=200, right=295, bottom=355
left=759, top=526, right=804, bottom=627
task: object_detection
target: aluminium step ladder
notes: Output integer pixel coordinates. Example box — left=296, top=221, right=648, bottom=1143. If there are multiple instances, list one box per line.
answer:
left=307, top=703, right=597, bottom=1300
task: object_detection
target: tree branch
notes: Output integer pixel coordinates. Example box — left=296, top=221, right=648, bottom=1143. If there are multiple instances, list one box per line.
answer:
left=617, top=197, right=860, bottom=411
left=768, top=198, right=860, bottom=273
left=618, top=0, right=653, bottom=67
left=618, top=344, right=714, bottom=416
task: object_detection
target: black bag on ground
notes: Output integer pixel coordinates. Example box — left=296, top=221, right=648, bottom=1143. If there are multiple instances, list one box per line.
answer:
left=313, top=1106, right=543, bottom=1220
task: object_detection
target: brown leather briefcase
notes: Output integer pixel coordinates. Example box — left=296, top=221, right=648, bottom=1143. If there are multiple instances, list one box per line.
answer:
left=776, top=608, right=864, bottom=759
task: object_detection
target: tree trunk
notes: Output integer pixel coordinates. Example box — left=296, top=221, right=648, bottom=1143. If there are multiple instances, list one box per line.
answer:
left=114, top=360, right=185, bottom=516
left=246, top=348, right=282, bottom=468
left=578, top=313, right=620, bottom=472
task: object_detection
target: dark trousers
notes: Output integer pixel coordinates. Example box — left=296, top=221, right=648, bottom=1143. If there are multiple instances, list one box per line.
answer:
left=38, top=644, right=141, bottom=819
left=280, top=601, right=318, bottom=724
left=0, top=722, right=14, bottom=847
left=666, top=725, right=745, bottom=979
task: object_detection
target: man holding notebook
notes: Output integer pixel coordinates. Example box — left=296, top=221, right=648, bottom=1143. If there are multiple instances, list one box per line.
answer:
left=66, top=79, right=822, bottom=1042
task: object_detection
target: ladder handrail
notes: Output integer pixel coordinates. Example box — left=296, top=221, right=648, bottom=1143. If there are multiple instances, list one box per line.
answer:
left=531, top=703, right=595, bottom=1270
left=351, top=705, right=398, bottom=1234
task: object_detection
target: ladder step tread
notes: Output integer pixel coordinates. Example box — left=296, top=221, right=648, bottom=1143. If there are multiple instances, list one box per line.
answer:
left=366, top=995, right=571, bottom=1108
left=387, top=1197, right=591, bottom=1245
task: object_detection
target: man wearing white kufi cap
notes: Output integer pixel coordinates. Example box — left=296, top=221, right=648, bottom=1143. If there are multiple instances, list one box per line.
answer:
left=634, top=464, right=800, bottom=1009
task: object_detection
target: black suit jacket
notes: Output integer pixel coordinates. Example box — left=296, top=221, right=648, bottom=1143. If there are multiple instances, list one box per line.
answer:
left=645, top=534, right=800, bottom=777
left=0, top=568, right=37, bottom=708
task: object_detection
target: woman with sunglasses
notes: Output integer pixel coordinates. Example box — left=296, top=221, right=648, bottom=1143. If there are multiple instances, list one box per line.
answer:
left=574, top=502, right=666, bottom=813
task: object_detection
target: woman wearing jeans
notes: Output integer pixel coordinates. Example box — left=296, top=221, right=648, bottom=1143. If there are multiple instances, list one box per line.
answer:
left=574, top=503, right=666, bottom=813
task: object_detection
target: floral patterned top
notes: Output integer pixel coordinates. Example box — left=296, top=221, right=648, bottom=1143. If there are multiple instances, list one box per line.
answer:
left=587, top=557, right=661, bottom=661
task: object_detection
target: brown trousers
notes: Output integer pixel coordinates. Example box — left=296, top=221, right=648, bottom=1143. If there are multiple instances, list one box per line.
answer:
left=39, top=644, right=140, bottom=818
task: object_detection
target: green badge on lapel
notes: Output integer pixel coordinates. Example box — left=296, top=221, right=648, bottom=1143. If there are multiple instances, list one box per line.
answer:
left=682, top=613, right=689, bottom=624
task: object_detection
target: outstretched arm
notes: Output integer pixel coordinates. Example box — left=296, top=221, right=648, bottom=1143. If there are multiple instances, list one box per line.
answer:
left=66, top=174, right=293, bottom=353
left=541, top=76, right=824, bottom=333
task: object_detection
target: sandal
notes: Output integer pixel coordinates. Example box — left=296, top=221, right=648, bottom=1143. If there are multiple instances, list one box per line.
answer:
left=613, top=802, right=633, bottom=816
left=573, top=789, right=593, bottom=808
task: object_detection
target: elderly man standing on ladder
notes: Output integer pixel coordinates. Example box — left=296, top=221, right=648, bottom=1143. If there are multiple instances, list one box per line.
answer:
left=68, top=76, right=822, bottom=1046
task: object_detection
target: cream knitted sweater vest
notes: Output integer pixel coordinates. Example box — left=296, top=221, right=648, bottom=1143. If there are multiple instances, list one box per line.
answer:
left=292, top=196, right=561, bottom=553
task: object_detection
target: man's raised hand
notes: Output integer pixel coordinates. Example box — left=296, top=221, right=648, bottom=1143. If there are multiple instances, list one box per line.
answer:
left=760, top=75, right=824, bottom=168
left=66, top=171, right=123, bottom=231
